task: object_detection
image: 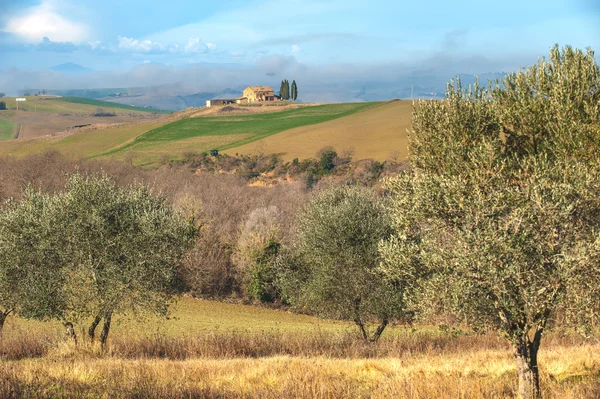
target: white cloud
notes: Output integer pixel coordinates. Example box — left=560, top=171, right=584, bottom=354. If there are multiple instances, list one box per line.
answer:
left=118, top=36, right=169, bottom=54
left=87, top=41, right=102, bottom=50
left=184, top=37, right=206, bottom=53
left=2, top=1, right=89, bottom=43
left=116, top=36, right=217, bottom=55
left=292, top=44, right=300, bottom=54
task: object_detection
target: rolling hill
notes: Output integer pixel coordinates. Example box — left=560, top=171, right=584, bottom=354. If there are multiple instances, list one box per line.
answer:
left=225, top=100, right=412, bottom=161
left=98, top=102, right=380, bottom=166
left=0, top=96, right=171, bottom=141
left=0, top=101, right=414, bottom=166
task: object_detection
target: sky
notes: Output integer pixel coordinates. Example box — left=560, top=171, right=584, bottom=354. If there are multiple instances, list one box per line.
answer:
left=0, top=0, right=598, bottom=99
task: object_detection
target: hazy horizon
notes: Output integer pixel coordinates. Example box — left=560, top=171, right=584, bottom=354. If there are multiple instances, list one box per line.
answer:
left=0, top=0, right=598, bottom=101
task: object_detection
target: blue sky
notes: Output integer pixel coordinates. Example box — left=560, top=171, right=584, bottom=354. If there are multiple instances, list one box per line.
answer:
left=0, top=0, right=598, bottom=97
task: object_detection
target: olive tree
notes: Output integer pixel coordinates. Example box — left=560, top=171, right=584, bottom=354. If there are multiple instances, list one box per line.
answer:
left=0, top=189, right=64, bottom=335
left=381, top=45, right=600, bottom=398
left=280, top=185, right=406, bottom=342
left=233, top=206, right=282, bottom=302
left=48, top=173, right=197, bottom=345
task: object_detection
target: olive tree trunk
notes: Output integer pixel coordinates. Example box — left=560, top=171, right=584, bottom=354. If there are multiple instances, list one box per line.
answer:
left=0, top=310, right=9, bottom=337
left=370, top=319, right=389, bottom=343
left=88, top=314, right=102, bottom=341
left=99, top=312, right=112, bottom=346
left=513, top=331, right=542, bottom=399
left=352, top=298, right=389, bottom=343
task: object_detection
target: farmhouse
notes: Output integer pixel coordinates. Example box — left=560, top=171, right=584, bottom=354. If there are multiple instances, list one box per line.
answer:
left=236, top=86, right=278, bottom=104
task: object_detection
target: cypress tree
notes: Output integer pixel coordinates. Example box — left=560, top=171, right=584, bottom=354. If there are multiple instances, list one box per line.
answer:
left=285, top=80, right=290, bottom=100
left=291, top=80, right=298, bottom=101
left=279, top=80, right=285, bottom=99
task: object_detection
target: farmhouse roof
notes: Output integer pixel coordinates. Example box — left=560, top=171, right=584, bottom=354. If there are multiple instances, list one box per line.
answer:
left=246, top=86, right=274, bottom=92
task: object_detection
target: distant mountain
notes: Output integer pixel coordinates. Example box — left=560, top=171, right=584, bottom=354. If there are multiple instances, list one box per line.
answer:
left=51, top=63, right=93, bottom=74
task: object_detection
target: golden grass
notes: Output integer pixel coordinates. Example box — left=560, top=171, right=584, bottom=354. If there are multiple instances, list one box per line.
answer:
left=0, top=346, right=598, bottom=398
left=225, top=100, right=413, bottom=161
left=0, top=297, right=598, bottom=398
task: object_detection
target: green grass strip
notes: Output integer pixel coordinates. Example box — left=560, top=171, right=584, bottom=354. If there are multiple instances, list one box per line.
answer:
left=0, top=117, right=15, bottom=141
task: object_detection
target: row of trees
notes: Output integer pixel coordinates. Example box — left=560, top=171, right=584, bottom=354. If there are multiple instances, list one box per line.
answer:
left=0, top=174, right=197, bottom=344
left=279, top=80, right=298, bottom=101
left=244, top=45, right=600, bottom=399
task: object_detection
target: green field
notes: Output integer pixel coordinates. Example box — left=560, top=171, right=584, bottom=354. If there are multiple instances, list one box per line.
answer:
left=0, top=118, right=15, bottom=141
left=102, top=102, right=380, bottom=165
left=52, top=97, right=172, bottom=114
left=0, top=96, right=168, bottom=115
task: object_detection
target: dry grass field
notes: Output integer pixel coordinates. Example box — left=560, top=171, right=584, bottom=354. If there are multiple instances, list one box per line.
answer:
left=0, top=297, right=597, bottom=398
left=7, top=111, right=158, bottom=140
left=1, top=348, right=598, bottom=399
left=225, top=100, right=413, bottom=161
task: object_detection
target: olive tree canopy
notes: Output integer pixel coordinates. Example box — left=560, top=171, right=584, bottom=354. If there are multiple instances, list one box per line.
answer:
left=381, top=45, right=600, bottom=398
left=0, top=189, right=63, bottom=334
left=280, top=185, right=407, bottom=342
left=0, top=173, right=197, bottom=345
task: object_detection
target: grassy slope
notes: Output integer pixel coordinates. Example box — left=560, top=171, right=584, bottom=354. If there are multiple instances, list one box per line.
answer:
left=0, top=117, right=15, bottom=141
left=53, top=97, right=172, bottom=114
left=0, top=97, right=169, bottom=115
left=225, top=100, right=413, bottom=161
left=0, top=121, right=163, bottom=159
left=7, top=297, right=349, bottom=338
left=102, top=102, right=379, bottom=166
left=0, top=101, right=411, bottom=165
